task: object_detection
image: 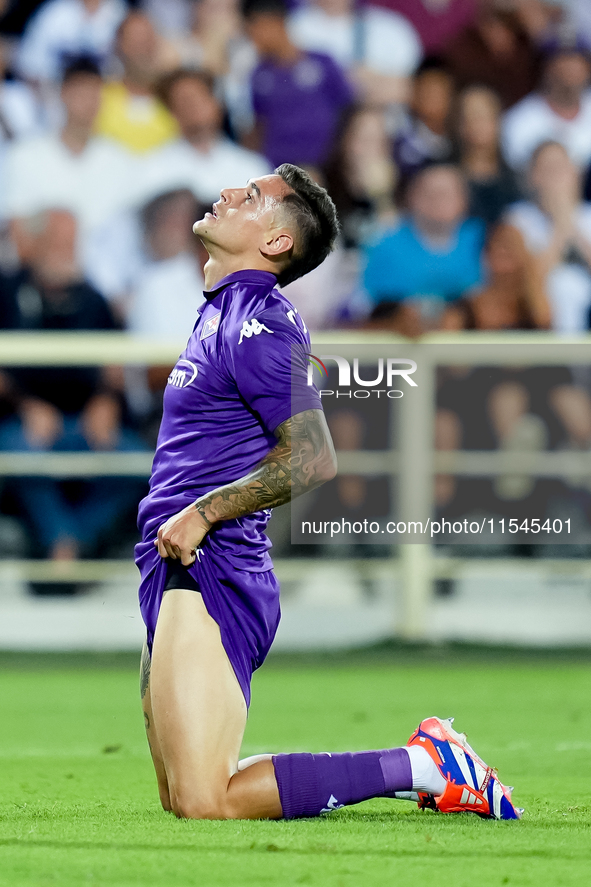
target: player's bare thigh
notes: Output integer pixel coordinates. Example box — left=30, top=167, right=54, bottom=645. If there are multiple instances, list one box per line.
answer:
left=149, top=587, right=249, bottom=819
left=140, top=642, right=171, bottom=811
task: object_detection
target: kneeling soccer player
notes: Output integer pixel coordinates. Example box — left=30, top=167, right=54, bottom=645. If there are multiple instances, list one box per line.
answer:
left=135, top=163, right=521, bottom=821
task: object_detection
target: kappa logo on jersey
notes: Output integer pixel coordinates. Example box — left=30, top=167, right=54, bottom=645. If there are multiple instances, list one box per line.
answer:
left=320, top=794, right=344, bottom=813
left=238, top=318, right=274, bottom=344
left=200, top=312, right=221, bottom=340
left=167, top=359, right=198, bottom=389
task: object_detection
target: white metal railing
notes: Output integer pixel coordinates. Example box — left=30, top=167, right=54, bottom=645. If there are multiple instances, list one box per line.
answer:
left=3, top=449, right=591, bottom=477
left=3, top=330, right=591, bottom=638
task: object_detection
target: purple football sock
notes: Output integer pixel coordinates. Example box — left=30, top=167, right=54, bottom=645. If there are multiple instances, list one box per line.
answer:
left=272, top=748, right=412, bottom=819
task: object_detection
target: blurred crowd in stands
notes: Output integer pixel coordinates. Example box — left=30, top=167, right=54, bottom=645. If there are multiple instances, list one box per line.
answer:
left=3, top=0, right=591, bottom=338
left=4, top=0, right=591, bottom=566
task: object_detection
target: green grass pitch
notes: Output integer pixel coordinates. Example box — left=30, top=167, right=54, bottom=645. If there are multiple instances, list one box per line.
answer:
left=0, top=650, right=589, bottom=887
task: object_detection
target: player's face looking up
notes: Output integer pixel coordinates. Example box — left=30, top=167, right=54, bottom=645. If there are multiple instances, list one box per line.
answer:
left=193, top=174, right=295, bottom=282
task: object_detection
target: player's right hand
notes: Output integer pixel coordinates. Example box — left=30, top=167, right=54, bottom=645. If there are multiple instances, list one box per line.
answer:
left=155, top=504, right=212, bottom=565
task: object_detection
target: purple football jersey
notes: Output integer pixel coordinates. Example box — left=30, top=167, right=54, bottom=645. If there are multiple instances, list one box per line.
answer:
left=134, top=270, right=322, bottom=700
left=137, top=268, right=321, bottom=559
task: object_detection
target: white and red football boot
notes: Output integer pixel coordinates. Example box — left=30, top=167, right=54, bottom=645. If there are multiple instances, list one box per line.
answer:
left=407, top=716, right=523, bottom=820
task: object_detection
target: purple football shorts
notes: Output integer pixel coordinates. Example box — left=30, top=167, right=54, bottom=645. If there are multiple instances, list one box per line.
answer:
left=135, top=540, right=281, bottom=707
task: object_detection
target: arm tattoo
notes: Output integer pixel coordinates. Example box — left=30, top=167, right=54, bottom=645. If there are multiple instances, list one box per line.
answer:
left=194, top=408, right=336, bottom=524
left=195, top=504, right=213, bottom=530
left=140, top=643, right=151, bottom=700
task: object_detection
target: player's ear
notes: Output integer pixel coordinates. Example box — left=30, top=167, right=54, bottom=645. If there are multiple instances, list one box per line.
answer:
left=261, top=229, right=294, bottom=260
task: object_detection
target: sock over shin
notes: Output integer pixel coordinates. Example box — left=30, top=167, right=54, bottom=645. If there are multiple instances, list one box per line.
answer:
left=272, top=748, right=413, bottom=819
left=406, top=744, right=447, bottom=796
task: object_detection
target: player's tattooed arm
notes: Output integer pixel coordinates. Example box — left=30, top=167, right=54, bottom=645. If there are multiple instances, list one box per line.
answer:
left=197, top=408, right=337, bottom=521
left=155, top=409, right=337, bottom=563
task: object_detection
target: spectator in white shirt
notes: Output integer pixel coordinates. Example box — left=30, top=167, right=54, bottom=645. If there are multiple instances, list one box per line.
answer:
left=288, top=0, right=422, bottom=105
left=122, top=187, right=207, bottom=424
left=5, top=59, right=136, bottom=283
left=0, top=39, right=42, bottom=142
left=127, top=188, right=206, bottom=339
left=0, top=37, right=43, bottom=220
left=505, top=140, right=591, bottom=332
left=136, top=68, right=271, bottom=207
left=16, top=0, right=127, bottom=84
left=86, top=67, right=270, bottom=304
left=502, top=46, right=591, bottom=171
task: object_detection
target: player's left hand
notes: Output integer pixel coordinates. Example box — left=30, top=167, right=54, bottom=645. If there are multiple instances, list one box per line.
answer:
left=155, top=504, right=212, bottom=565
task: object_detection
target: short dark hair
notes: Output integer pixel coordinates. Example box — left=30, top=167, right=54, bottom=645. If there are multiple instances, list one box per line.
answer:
left=542, top=43, right=591, bottom=68
left=413, top=55, right=452, bottom=80
left=274, top=164, right=340, bottom=286
left=242, top=0, right=288, bottom=18
left=156, top=68, right=216, bottom=110
left=61, top=56, right=102, bottom=86
left=407, top=161, right=467, bottom=193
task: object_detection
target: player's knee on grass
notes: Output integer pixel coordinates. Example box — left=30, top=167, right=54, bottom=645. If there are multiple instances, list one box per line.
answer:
left=171, top=775, right=253, bottom=820
left=172, top=787, right=238, bottom=821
